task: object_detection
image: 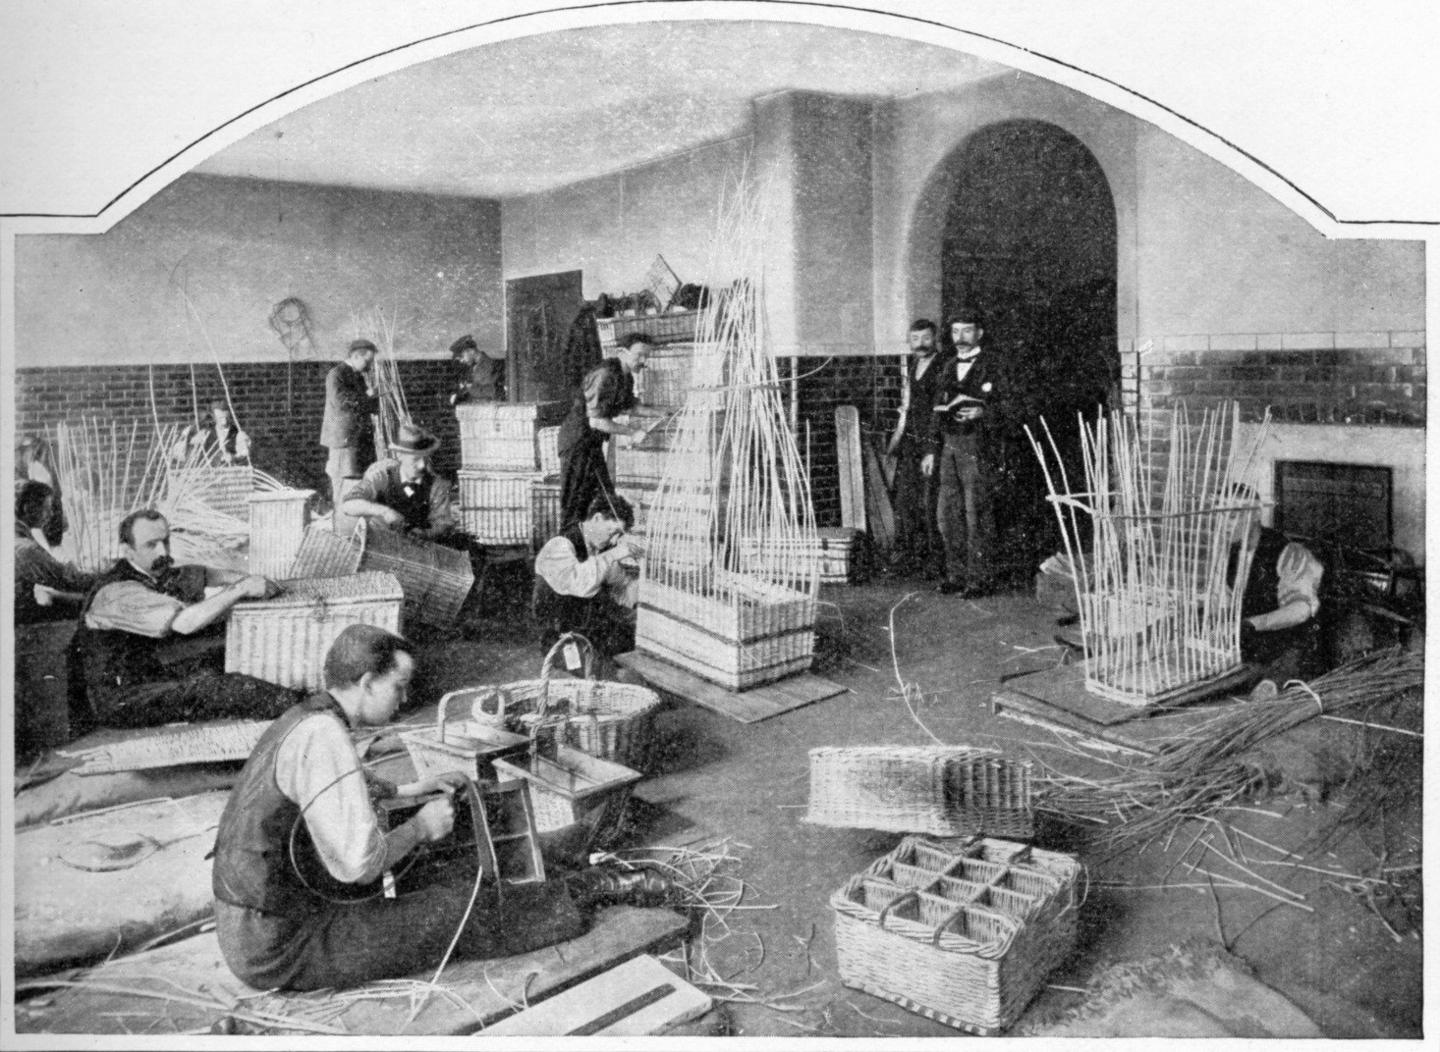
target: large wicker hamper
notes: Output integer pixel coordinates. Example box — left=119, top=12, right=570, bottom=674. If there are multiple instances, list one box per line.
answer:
left=224, top=572, right=403, bottom=691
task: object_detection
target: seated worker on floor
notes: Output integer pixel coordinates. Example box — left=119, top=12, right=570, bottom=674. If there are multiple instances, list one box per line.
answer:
left=533, top=493, right=642, bottom=660
left=341, top=421, right=458, bottom=543
left=72, top=508, right=303, bottom=732
left=14, top=481, right=96, bottom=624
left=212, top=623, right=675, bottom=992
left=1226, top=484, right=1325, bottom=686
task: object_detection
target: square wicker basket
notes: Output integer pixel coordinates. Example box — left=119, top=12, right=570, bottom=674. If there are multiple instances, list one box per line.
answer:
left=595, top=309, right=702, bottom=354
left=456, top=402, right=567, bottom=472
left=459, top=469, right=545, bottom=545
left=492, top=746, right=642, bottom=850
left=224, top=572, right=403, bottom=691
left=805, top=745, right=1034, bottom=839
left=831, top=836, right=1081, bottom=1035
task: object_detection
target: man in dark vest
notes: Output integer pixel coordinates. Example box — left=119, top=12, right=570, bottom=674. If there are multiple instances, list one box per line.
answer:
left=532, top=493, right=640, bottom=659
left=1226, top=484, right=1325, bottom=687
left=72, top=508, right=301, bottom=733
left=925, top=307, right=1004, bottom=597
left=557, top=332, right=650, bottom=529
left=342, top=421, right=457, bottom=543
left=886, top=318, right=953, bottom=579
left=212, top=623, right=675, bottom=991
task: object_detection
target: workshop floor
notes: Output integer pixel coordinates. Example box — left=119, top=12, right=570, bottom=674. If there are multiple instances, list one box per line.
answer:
left=425, top=565, right=1424, bottom=1040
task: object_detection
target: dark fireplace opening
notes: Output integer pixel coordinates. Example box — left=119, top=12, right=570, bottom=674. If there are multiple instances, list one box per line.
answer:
left=1274, top=461, right=1393, bottom=550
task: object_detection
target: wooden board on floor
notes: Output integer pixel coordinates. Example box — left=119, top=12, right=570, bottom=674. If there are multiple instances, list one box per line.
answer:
left=616, top=651, right=845, bottom=724
left=17, top=906, right=689, bottom=1037
left=991, top=663, right=1252, bottom=754
left=835, top=405, right=866, bottom=531
left=484, top=954, right=711, bottom=1036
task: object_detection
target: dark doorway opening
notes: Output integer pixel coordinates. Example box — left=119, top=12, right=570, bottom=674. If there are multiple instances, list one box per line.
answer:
left=505, top=270, right=588, bottom=403
left=940, top=120, right=1118, bottom=582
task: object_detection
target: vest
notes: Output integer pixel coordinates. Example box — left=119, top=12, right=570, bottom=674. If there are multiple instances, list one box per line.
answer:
left=1229, top=526, right=1316, bottom=662
left=211, top=693, right=352, bottom=915
left=390, top=472, right=436, bottom=532
left=531, top=525, right=596, bottom=642
left=558, top=358, right=636, bottom=454
left=73, top=559, right=206, bottom=710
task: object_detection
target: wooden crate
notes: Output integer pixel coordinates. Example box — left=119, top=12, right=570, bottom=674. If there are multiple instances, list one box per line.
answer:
left=456, top=402, right=567, bottom=472
left=636, top=571, right=816, bottom=690
left=831, top=836, right=1081, bottom=1035
left=493, top=746, right=642, bottom=850
left=248, top=488, right=314, bottom=579
left=225, top=572, right=403, bottom=691
left=459, top=469, right=544, bottom=545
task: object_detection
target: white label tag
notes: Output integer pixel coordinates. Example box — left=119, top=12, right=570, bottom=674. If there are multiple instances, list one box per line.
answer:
left=563, top=642, right=582, bottom=671
left=382, top=870, right=397, bottom=899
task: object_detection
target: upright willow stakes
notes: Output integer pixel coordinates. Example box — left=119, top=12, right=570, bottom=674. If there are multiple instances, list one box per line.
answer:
left=1027, top=402, right=1270, bottom=706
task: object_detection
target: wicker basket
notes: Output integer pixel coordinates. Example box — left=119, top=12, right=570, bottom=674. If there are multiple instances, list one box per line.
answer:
left=595, top=310, right=702, bottom=354
left=805, top=746, right=1034, bottom=839
left=224, top=572, right=403, bottom=691
left=286, top=521, right=473, bottom=630
left=492, top=745, right=641, bottom=843
left=170, top=464, right=255, bottom=521
left=400, top=690, right=530, bottom=781
left=456, top=402, right=567, bottom=472
left=458, top=469, right=544, bottom=546
left=449, top=634, right=664, bottom=771
left=831, top=835, right=1081, bottom=1035
left=538, top=427, right=561, bottom=476
left=531, top=479, right=563, bottom=550
left=248, top=488, right=315, bottom=579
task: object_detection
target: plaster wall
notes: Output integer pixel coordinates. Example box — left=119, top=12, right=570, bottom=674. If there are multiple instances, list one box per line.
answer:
left=14, top=174, right=504, bottom=367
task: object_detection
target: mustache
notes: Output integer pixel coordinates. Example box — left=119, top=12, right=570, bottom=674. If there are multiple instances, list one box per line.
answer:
left=151, top=555, right=176, bottom=572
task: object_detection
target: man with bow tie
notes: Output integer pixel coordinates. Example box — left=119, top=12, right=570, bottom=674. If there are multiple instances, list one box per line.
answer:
left=924, top=307, right=1003, bottom=598
left=342, top=422, right=458, bottom=542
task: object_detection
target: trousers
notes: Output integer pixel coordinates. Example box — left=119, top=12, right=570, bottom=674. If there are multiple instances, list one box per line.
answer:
left=935, top=432, right=995, bottom=589
left=890, top=441, right=943, bottom=575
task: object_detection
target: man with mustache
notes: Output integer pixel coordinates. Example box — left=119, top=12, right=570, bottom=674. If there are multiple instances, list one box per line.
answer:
left=71, top=508, right=302, bottom=733
left=341, top=421, right=457, bottom=543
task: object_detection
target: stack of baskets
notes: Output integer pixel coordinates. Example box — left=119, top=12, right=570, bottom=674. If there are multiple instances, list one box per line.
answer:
left=805, top=745, right=1034, bottom=839
left=455, top=402, right=567, bottom=549
left=831, top=835, right=1082, bottom=1035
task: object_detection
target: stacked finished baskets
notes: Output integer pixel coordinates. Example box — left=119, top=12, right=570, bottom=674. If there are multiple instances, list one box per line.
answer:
left=831, top=835, right=1082, bottom=1035
left=805, top=745, right=1034, bottom=839
left=455, top=401, right=566, bottom=549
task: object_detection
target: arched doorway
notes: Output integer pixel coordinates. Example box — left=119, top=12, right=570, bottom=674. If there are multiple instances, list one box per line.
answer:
left=940, top=119, right=1118, bottom=581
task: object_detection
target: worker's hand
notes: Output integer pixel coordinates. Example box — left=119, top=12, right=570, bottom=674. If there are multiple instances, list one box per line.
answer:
left=382, top=507, right=407, bottom=529
left=414, top=771, right=469, bottom=797
left=920, top=453, right=935, bottom=477
left=957, top=404, right=984, bottom=422
left=233, top=574, right=274, bottom=599
left=413, top=797, right=455, bottom=842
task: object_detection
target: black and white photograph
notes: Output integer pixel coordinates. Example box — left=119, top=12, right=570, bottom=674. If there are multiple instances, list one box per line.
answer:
left=2, top=1, right=1435, bottom=1045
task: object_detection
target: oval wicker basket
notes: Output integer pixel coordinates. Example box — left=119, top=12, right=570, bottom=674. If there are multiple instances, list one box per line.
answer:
left=492, top=633, right=664, bottom=771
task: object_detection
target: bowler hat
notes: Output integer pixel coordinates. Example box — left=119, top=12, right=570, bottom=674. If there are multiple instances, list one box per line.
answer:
left=389, top=421, right=441, bottom=456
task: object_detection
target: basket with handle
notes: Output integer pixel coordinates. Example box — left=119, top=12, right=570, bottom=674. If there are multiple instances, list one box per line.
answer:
left=493, top=633, right=663, bottom=772
left=399, top=689, right=530, bottom=781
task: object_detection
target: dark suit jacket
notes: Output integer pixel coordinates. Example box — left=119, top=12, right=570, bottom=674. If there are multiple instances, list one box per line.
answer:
left=320, top=362, right=378, bottom=450
left=897, top=348, right=954, bottom=452
left=929, top=346, right=1004, bottom=455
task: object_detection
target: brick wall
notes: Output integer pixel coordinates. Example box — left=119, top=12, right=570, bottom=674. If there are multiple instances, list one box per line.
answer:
left=793, top=354, right=904, bottom=526
left=16, top=360, right=463, bottom=502
left=1120, top=331, right=1426, bottom=427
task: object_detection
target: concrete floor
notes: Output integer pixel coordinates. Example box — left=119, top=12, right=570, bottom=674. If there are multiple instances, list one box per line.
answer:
left=424, top=564, right=1424, bottom=1039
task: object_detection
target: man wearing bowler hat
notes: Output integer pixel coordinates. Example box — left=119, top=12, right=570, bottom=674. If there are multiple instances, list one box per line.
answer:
left=320, top=339, right=380, bottom=535
left=342, top=422, right=457, bottom=542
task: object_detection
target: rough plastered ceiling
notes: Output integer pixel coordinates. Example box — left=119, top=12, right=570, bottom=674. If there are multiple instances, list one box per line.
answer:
left=195, top=21, right=1008, bottom=199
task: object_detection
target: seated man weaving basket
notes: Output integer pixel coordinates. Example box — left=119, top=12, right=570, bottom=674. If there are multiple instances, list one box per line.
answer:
left=533, top=493, right=641, bottom=661
left=212, top=624, right=676, bottom=991
left=71, top=508, right=303, bottom=733
left=342, top=421, right=459, bottom=543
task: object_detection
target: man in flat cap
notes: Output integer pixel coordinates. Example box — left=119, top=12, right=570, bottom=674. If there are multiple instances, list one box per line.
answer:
left=448, top=334, right=505, bottom=406
left=320, top=339, right=380, bottom=536
left=342, top=421, right=457, bottom=542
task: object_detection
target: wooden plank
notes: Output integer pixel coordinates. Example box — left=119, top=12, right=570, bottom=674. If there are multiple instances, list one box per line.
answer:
left=861, top=434, right=896, bottom=553
left=835, top=405, right=865, bottom=530
left=18, top=906, right=690, bottom=1037
left=616, top=651, right=845, bottom=724
left=993, top=660, right=1253, bottom=728
left=484, top=954, right=710, bottom=1036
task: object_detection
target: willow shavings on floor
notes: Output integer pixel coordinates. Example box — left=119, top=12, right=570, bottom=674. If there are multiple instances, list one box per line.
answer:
left=1031, top=649, right=1422, bottom=849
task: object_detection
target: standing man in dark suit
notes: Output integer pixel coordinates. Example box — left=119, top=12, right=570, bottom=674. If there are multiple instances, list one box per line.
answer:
left=320, top=339, right=379, bottom=537
left=556, top=333, right=650, bottom=529
left=886, top=318, right=952, bottom=579
left=925, top=307, right=1003, bottom=597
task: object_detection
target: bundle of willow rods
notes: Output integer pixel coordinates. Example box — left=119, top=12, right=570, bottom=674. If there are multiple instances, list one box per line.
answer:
left=1034, top=648, right=1423, bottom=848
left=354, top=307, right=410, bottom=452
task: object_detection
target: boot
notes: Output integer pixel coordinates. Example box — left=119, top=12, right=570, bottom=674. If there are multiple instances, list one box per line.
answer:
left=565, top=864, right=679, bottom=909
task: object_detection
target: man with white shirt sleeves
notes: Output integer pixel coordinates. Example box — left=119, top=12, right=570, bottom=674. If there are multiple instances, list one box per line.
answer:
left=925, top=307, right=1002, bottom=598
left=532, top=493, right=641, bottom=657
left=886, top=318, right=952, bottom=578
